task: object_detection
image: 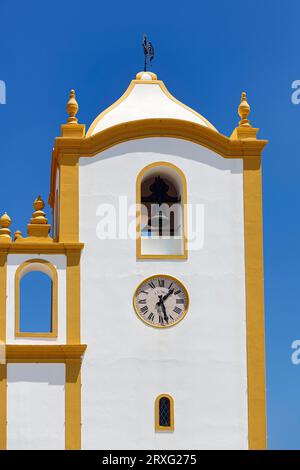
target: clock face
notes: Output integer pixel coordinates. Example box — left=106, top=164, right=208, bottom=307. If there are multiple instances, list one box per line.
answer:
left=133, top=274, right=189, bottom=328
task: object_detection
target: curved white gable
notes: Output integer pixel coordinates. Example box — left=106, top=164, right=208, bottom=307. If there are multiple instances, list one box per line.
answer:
left=87, top=72, right=217, bottom=136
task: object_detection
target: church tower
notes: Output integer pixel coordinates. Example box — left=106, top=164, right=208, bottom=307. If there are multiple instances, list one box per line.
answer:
left=0, top=70, right=267, bottom=449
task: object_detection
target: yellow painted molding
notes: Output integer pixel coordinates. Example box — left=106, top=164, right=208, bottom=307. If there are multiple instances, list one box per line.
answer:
left=243, top=157, right=267, bottom=449
left=5, top=344, right=87, bottom=362
left=59, top=154, right=79, bottom=242
left=155, top=394, right=174, bottom=432
left=0, top=252, right=7, bottom=343
left=67, top=251, right=81, bottom=343
left=0, top=364, right=7, bottom=450
left=0, top=253, right=7, bottom=449
left=230, top=126, right=259, bottom=141
left=15, top=259, right=58, bottom=338
left=0, top=241, right=84, bottom=255
left=136, top=162, right=188, bottom=260
left=49, top=118, right=267, bottom=208
left=61, top=123, right=86, bottom=138
left=65, top=359, right=82, bottom=449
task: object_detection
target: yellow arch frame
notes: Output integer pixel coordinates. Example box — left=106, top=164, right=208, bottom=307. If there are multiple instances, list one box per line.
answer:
left=155, top=394, right=175, bottom=432
left=15, top=259, right=58, bottom=338
left=136, top=161, right=188, bottom=259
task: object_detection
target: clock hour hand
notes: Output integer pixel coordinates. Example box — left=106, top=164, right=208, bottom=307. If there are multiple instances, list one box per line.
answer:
left=157, top=295, right=169, bottom=323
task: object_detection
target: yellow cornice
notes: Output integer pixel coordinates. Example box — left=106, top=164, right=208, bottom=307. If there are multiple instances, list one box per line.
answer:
left=0, top=241, right=84, bottom=255
left=5, top=344, right=87, bottom=362
left=49, top=118, right=267, bottom=207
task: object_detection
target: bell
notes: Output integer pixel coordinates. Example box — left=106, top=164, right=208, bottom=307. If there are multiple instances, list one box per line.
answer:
left=149, top=205, right=170, bottom=230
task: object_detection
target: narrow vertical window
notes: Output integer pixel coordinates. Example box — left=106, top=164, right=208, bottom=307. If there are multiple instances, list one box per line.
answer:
left=155, top=394, right=174, bottom=431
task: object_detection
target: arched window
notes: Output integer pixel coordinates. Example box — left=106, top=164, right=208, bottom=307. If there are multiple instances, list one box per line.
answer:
left=155, top=394, right=174, bottom=431
left=137, top=162, right=187, bottom=259
left=15, top=259, right=58, bottom=338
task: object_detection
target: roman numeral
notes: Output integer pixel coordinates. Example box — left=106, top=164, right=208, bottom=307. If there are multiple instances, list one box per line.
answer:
left=138, top=299, right=147, bottom=304
left=158, top=279, right=165, bottom=287
left=174, top=289, right=181, bottom=295
left=176, top=299, right=184, bottom=304
left=148, top=312, right=155, bottom=321
left=169, top=315, right=174, bottom=321
left=140, top=306, right=148, bottom=314
left=173, top=307, right=182, bottom=315
left=148, top=281, right=156, bottom=289
left=168, top=282, right=173, bottom=290
left=158, top=315, right=164, bottom=325
left=140, top=290, right=148, bottom=295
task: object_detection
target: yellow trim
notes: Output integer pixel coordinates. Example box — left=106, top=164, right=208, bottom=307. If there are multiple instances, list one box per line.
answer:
left=5, top=344, right=86, bottom=362
left=0, top=364, right=7, bottom=450
left=136, top=162, right=188, bottom=260
left=59, top=154, right=79, bottom=242
left=0, top=252, right=7, bottom=342
left=15, top=259, right=58, bottom=338
left=0, top=253, right=7, bottom=449
left=243, top=157, right=266, bottom=449
left=50, top=118, right=267, bottom=208
left=65, top=359, right=81, bottom=449
left=155, top=394, right=174, bottom=432
left=86, top=79, right=217, bottom=137
left=133, top=274, right=189, bottom=329
left=66, top=251, right=81, bottom=343
left=0, top=241, right=84, bottom=255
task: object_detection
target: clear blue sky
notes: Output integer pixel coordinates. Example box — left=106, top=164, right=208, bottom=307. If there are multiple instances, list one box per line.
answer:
left=0, top=0, right=299, bottom=449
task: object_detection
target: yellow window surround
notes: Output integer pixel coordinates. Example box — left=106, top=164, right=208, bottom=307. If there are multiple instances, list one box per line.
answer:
left=15, top=259, right=58, bottom=338
left=155, top=393, right=174, bottom=432
left=136, top=161, right=188, bottom=260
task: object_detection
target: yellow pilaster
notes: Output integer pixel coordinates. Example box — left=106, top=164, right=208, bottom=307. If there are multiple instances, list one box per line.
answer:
left=65, top=359, right=81, bottom=449
left=66, top=251, right=81, bottom=344
left=243, top=156, right=266, bottom=449
left=0, top=251, right=7, bottom=450
left=59, top=154, right=79, bottom=243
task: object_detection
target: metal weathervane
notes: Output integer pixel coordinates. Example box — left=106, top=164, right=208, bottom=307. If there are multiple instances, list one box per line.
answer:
left=142, top=35, right=154, bottom=71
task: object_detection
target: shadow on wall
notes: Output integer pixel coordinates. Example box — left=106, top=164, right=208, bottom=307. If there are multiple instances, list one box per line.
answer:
left=79, top=137, right=242, bottom=174
left=7, top=363, right=65, bottom=385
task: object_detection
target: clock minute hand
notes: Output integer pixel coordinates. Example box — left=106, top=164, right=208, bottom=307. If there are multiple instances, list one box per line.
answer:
left=162, top=289, right=174, bottom=302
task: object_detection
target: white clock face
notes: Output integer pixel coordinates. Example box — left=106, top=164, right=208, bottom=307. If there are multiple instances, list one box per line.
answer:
left=134, top=275, right=189, bottom=328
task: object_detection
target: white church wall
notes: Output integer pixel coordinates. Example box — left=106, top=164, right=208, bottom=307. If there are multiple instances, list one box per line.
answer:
left=6, top=253, right=66, bottom=344
left=7, top=363, right=65, bottom=450
left=79, top=137, right=248, bottom=449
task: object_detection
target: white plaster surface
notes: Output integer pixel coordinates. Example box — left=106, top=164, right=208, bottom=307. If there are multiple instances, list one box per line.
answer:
left=6, top=254, right=66, bottom=344
left=90, top=82, right=213, bottom=135
left=7, top=363, right=65, bottom=450
left=79, top=137, right=248, bottom=449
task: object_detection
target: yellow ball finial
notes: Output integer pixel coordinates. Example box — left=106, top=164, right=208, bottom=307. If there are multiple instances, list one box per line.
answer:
left=0, top=212, right=12, bottom=240
left=0, top=212, right=11, bottom=228
left=30, top=196, right=48, bottom=225
left=14, top=230, right=22, bottom=241
left=238, top=91, right=251, bottom=127
left=66, top=89, right=79, bottom=124
left=33, top=195, right=45, bottom=211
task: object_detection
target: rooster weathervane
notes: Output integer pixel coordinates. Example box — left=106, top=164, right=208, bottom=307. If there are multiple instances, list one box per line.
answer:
left=142, top=35, right=154, bottom=72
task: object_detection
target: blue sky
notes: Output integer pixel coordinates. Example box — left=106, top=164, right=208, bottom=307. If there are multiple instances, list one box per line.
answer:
left=0, top=0, right=299, bottom=449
